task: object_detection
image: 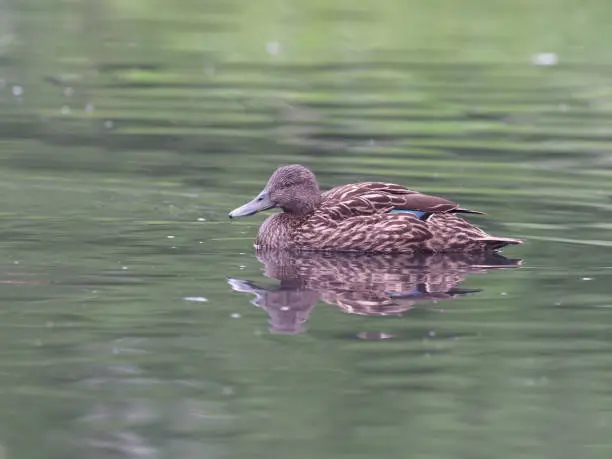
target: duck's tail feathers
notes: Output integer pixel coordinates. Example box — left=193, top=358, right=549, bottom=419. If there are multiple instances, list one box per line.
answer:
left=474, top=236, right=523, bottom=251
left=454, top=208, right=486, bottom=215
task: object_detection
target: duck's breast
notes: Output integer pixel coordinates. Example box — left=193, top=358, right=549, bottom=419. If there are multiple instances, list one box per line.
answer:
left=255, top=214, right=297, bottom=249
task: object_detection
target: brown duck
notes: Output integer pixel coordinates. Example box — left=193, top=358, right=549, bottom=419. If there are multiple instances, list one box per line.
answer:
left=228, top=164, right=522, bottom=253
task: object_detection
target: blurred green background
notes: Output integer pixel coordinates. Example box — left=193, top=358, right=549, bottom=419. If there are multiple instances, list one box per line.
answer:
left=0, top=0, right=611, bottom=458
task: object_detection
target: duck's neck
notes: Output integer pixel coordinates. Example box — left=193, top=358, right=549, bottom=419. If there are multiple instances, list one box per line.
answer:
left=282, top=192, right=322, bottom=216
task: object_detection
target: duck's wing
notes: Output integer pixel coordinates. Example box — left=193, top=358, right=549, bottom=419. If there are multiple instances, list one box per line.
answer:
left=322, top=182, right=418, bottom=202
left=321, top=182, right=483, bottom=220
left=296, top=213, right=434, bottom=252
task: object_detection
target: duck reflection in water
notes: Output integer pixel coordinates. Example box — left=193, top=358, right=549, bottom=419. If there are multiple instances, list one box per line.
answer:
left=228, top=250, right=521, bottom=335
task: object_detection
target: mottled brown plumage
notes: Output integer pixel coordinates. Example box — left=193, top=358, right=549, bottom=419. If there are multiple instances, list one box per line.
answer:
left=228, top=164, right=522, bottom=253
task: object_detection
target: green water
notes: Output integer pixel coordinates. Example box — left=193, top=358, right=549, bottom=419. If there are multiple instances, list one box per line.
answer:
left=1, top=0, right=612, bottom=457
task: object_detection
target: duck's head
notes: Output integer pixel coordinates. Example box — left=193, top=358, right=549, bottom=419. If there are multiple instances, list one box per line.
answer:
left=229, top=164, right=321, bottom=218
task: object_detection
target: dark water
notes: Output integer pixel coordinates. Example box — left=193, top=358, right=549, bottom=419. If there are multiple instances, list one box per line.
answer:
left=1, top=0, right=612, bottom=458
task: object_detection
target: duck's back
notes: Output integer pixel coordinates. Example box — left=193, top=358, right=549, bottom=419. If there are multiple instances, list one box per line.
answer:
left=322, top=182, right=418, bottom=201
left=320, top=182, right=477, bottom=219
left=291, top=182, right=521, bottom=253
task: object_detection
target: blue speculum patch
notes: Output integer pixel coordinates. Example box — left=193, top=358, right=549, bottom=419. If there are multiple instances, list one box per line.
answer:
left=389, top=209, right=427, bottom=219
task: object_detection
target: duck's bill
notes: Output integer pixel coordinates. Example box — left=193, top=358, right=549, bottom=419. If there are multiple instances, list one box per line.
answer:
left=228, top=190, right=276, bottom=218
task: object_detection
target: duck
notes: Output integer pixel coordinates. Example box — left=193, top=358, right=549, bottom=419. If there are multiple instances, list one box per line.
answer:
left=228, top=164, right=522, bottom=253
